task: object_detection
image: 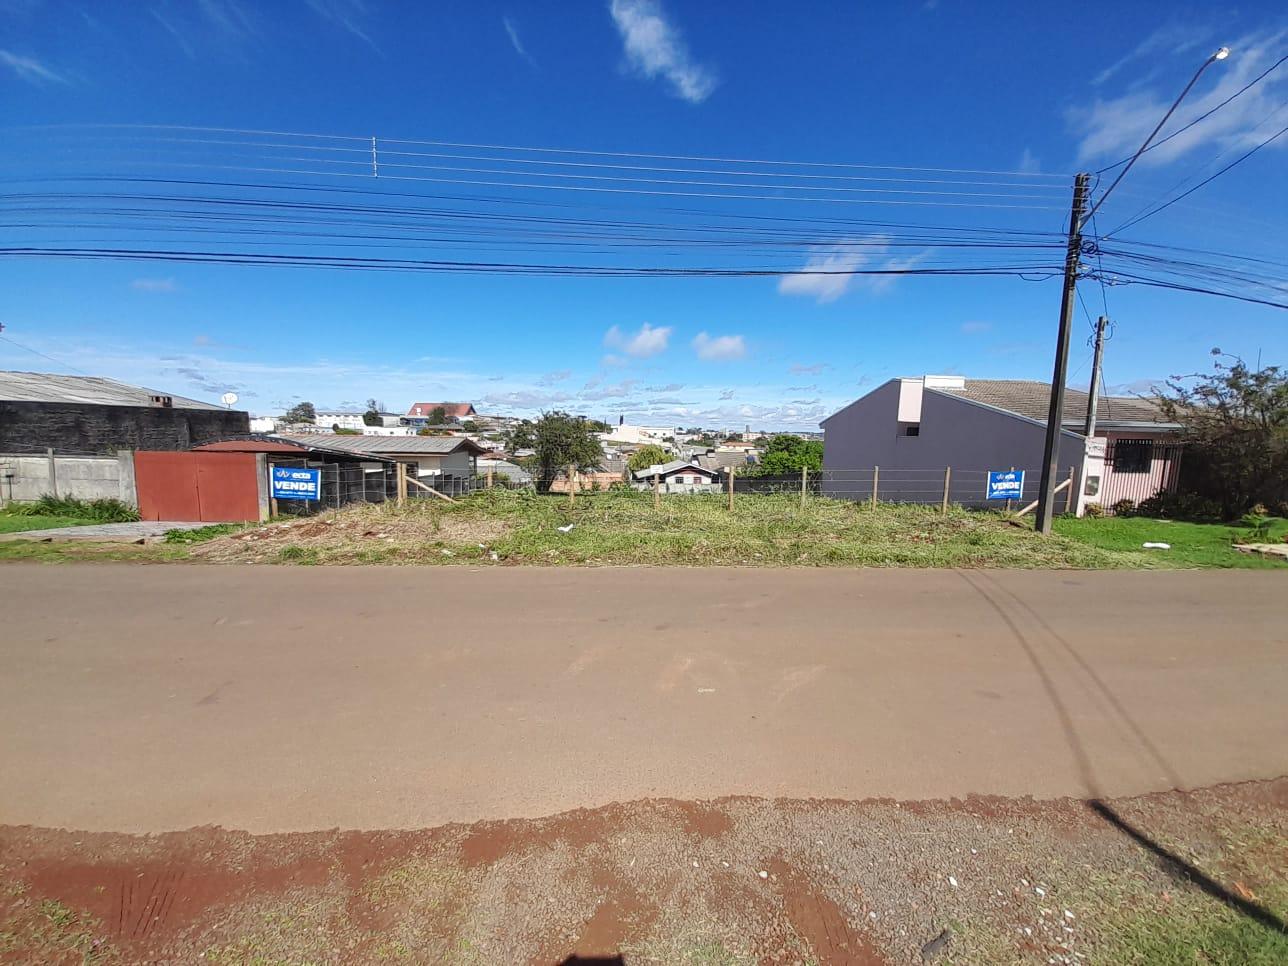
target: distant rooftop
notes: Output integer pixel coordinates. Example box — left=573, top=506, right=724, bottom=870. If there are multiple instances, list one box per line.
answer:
left=0, top=370, right=225, bottom=410
left=276, top=432, right=487, bottom=455
left=406, top=402, right=476, bottom=419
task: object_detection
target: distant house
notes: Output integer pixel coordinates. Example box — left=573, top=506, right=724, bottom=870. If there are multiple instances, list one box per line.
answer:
left=477, top=456, right=532, bottom=485
left=314, top=410, right=403, bottom=432
left=404, top=402, right=477, bottom=428
left=630, top=460, right=722, bottom=493
left=0, top=370, right=249, bottom=453
left=821, top=375, right=1182, bottom=514
left=277, top=432, right=487, bottom=481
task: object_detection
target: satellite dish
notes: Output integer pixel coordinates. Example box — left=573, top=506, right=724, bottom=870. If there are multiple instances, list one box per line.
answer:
left=220, top=392, right=239, bottom=408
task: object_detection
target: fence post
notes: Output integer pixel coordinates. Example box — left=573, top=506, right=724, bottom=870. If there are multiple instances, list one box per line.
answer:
left=653, top=473, right=660, bottom=509
left=46, top=447, right=57, bottom=498
left=486, top=467, right=494, bottom=489
left=1005, top=466, right=1015, bottom=513
left=1065, top=465, right=1076, bottom=515
left=396, top=462, right=407, bottom=506
left=727, top=466, right=735, bottom=511
left=941, top=466, right=952, bottom=515
left=568, top=463, right=576, bottom=508
left=871, top=465, right=879, bottom=509
left=800, top=465, right=808, bottom=510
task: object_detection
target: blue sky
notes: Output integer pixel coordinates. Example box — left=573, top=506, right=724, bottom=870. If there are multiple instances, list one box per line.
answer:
left=1, top=0, right=1284, bottom=429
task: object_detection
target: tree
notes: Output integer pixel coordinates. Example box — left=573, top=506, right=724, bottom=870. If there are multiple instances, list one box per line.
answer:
left=283, top=401, right=316, bottom=424
left=752, top=434, right=824, bottom=476
left=530, top=411, right=604, bottom=491
left=461, top=419, right=480, bottom=434
left=504, top=419, right=537, bottom=452
left=362, top=398, right=384, bottom=426
left=628, top=444, right=670, bottom=472
left=426, top=406, right=449, bottom=426
left=1154, top=352, right=1288, bottom=517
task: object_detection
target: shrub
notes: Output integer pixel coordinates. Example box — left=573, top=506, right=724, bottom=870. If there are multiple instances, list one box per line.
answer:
left=7, top=495, right=140, bottom=523
left=1082, top=502, right=1105, bottom=518
left=1239, top=512, right=1273, bottom=541
left=1134, top=490, right=1224, bottom=522
left=1110, top=498, right=1137, bottom=517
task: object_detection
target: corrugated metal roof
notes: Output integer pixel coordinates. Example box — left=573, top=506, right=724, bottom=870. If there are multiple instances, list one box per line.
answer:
left=406, top=402, right=476, bottom=418
left=933, top=379, right=1168, bottom=426
left=0, top=370, right=225, bottom=410
left=276, top=433, right=486, bottom=455
left=631, top=459, right=717, bottom=480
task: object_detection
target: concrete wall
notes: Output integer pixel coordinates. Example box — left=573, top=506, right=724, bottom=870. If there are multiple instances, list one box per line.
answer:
left=0, top=401, right=249, bottom=453
left=821, top=381, right=1084, bottom=505
left=0, top=450, right=137, bottom=506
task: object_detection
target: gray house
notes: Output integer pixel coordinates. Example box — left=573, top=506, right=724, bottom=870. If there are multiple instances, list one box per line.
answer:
left=820, top=375, right=1182, bottom=514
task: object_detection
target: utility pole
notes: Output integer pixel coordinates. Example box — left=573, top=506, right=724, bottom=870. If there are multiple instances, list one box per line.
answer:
left=1083, top=315, right=1108, bottom=437
left=1034, top=172, right=1091, bottom=535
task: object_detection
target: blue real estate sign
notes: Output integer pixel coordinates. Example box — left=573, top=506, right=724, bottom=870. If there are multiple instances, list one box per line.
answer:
left=271, top=465, right=322, bottom=501
left=985, top=470, right=1025, bottom=501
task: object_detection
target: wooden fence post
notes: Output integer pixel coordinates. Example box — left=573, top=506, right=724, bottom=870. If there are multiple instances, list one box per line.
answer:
left=486, top=467, right=494, bottom=489
left=653, top=473, right=660, bottom=509
left=941, top=466, right=952, bottom=515
left=1065, top=465, right=1076, bottom=515
left=727, top=466, right=735, bottom=511
left=800, top=465, right=808, bottom=510
left=567, top=464, right=576, bottom=508
left=396, top=462, right=407, bottom=506
left=871, top=465, right=879, bottom=509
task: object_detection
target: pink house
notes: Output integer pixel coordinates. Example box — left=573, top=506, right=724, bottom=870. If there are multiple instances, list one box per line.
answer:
left=820, top=375, right=1182, bottom=515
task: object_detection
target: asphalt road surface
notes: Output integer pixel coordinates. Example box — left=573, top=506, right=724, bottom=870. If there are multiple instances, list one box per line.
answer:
left=3, top=564, right=1285, bottom=833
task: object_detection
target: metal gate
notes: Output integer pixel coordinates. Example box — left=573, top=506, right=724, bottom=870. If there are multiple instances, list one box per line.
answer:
left=134, top=451, right=262, bottom=522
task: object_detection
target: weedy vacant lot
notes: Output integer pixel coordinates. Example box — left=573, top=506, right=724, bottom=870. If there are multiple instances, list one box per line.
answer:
left=192, top=489, right=1144, bottom=568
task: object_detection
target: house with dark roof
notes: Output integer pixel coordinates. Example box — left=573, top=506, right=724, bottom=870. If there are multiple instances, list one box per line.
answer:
left=820, top=375, right=1182, bottom=514
left=630, top=459, right=722, bottom=493
left=0, top=370, right=249, bottom=452
left=275, top=432, right=486, bottom=481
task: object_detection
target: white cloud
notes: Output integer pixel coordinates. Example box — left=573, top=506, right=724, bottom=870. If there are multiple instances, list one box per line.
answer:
left=538, top=369, right=571, bottom=384
left=305, top=0, right=377, bottom=49
left=789, top=362, right=829, bottom=375
left=608, top=0, right=717, bottom=103
left=132, top=277, right=178, bottom=293
left=0, top=49, right=65, bottom=84
left=1092, top=23, right=1208, bottom=87
left=692, top=332, right=746, bottom=361
left=482, top=389, right=572, bottom=409
left=1071, top=28, right=1288, bottom=167
left=604, top=321, right=671, bottom=358
left=503, top=15, right=534, bottom=64
left=778, top=236, right=927, bottom=303
left=579, top=379, right=638, bottom=401
left=1017, top=148, right=1040, bottom=174
left=960, top=321, right=993, bottom=334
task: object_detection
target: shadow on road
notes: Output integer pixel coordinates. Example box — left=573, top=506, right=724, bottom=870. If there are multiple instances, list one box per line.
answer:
left=958, top=570, right=1287, bottom=938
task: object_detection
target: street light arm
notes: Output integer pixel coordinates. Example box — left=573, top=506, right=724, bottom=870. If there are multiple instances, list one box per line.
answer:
left=1081, top=48, right=1230, bottom=227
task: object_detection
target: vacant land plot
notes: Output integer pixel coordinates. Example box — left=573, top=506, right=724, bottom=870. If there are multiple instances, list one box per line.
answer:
left=3, top=781, right=1285, bottom=965
left=192, top=490, right=1142, bottom=568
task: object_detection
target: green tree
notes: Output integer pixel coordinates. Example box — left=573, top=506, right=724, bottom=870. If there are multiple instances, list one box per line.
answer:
left=426, top=406, right=449, bottom=426
left=504, top=419, right=537, bottom=452
left=461, top=419, right=480, bottom=434
left=530, top=411, right=603, bottom=491
left=283, top=401, right=316, bottom=424
left=753, top=434, right=824, bottom=476
left=362, top=398, right=383, bottom=426
left=1155, top=352, right=1288, bottom=517
left=627, top=444, right=670, bottom=472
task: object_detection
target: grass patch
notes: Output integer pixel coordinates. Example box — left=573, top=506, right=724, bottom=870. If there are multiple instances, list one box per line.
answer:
left=164, top=522, right=245, bottom=544
left=4, top=495, right=139, bottom=523
left=0, top=512, right=96, bottom=534
left=1055, top=515, right=1288, bottom=569
left=198, top=489, right=1140, bottom=569
left=0, top=539, right=188, bottom=563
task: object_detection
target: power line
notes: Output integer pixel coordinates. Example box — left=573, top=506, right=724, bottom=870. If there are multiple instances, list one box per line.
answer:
left=0, top=330, right=93, bottom=375
left=1105, top=123, right=1288, bottom=237
left=1094, top=54, right=1288, bottom=173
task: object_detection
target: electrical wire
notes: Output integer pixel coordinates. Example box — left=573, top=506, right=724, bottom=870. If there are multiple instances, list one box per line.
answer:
left=0, top=332, right=93, bottom=376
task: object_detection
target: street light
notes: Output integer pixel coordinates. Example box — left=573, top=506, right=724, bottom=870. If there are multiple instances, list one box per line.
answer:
left=1214, top=47, right=1230, bottom=61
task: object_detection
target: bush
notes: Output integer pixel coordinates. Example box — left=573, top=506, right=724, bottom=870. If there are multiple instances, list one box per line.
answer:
left=1110, top=498, right=1137, bottom=517
left=1134, top=490, right=1224, bottom=522
left=6, top=495, right=140, bottom=523
left=1083, top=502, right=1105, bottom=518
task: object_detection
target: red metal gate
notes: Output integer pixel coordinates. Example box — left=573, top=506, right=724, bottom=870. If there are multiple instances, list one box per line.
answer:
left=134, top=451, right=261, bottom=522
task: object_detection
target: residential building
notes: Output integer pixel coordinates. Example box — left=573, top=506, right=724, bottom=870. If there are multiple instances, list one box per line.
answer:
left=404, top=402, right=477, bottom=427
left=820, top=375, right=1182, bottom=513
left=477, top=456, right=532, bottom=485
left=276, top=432, right=487, bottom=480
left=0, top=370, right=249, bottom=453
left=630, top=460, right=722, bottom=493
left=249, top=416, right=278, bottom=433
left=598, top=422, right=675, bottom=447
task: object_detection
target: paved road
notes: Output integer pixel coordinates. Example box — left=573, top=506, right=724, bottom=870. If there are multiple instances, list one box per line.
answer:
left=3, top=564, right=1285, bottom=833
